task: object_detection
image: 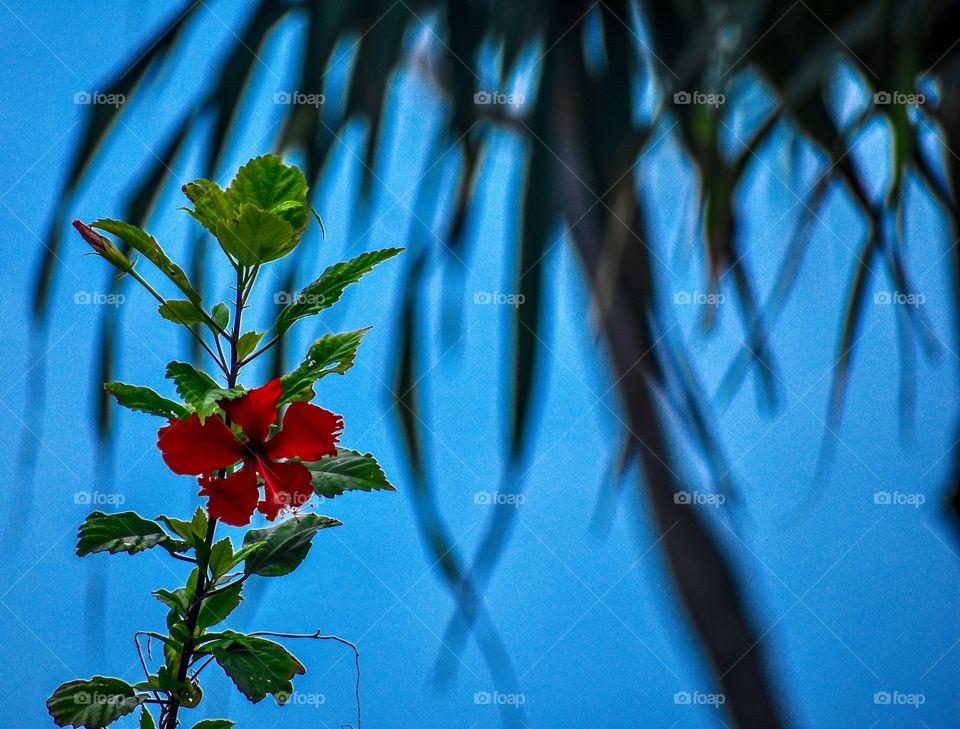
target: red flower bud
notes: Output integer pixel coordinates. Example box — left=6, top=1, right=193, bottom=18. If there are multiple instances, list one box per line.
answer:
left=72, top=220, right=133, bottom=272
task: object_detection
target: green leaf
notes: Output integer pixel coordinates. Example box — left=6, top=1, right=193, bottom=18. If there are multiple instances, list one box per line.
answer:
left=158, top=507, right=208, bottom=547
left=103, top=382, right=187, bottom=420
left=235, top=330, right=265, bottom=361
left=279, top=328, right=369, bottom=405
left=275, top=248, right=403, bottom=334
left=181, top=179, right=232, bottom=237
left=91, top=219, right=202, bottom=306
left=304, top=448, right=397, bottom=498
left=208, top=538, right=234, bottom=580
left=77, top=511, right=188, bottom=556
left=242, top=514, right=341, bottom=577
left=165, top=362, right=243, bottom=418
left=139, top=707, right=157, bottom=729
left=225, top=154, right=309, bottom=232
left=190, top=721, right=235, bottom=729
left=202, top=631, right=305, bottom=704
left=211, top=302, right=230, bottom=331
left=47, top=677, right=144, bottom=727
left=198, top=580, right=243, bottom=630
left=158, top=299, right=206, bottom=326
left=215, top=204, right=298, bottom=266
left=153, top=588, right=188, bottom=616
left=165, top=361, right=219, bottom=404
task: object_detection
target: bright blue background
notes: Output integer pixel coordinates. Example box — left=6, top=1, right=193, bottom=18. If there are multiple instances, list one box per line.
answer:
left=1, top=2, right=958, bottom=727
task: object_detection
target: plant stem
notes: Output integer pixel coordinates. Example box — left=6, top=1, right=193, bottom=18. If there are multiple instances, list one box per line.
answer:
left=161, top=268, right=252, bottom=729
left=128, top=268, right=229, bottom=376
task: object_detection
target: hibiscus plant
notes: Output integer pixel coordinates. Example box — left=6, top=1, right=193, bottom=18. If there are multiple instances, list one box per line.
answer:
left=47, top=154, right=401, bottom=729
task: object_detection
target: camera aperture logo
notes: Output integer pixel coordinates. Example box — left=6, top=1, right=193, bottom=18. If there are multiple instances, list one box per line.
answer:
left=474, top=691, right=525, bottom=707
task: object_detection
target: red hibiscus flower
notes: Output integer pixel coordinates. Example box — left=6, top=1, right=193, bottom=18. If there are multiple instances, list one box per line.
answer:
left=156, top=379, right=341, bottom=526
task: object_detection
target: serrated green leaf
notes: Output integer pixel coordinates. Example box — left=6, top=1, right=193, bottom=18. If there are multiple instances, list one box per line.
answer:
left=182, top=179, right=232, bottom=237
left=226, top=154, right=309, bottom=232
left=77, top=511, right=188, bottom=556
left=165, top=362, right=243, bottom=418
left=279, top=328, right=369, bottom=405
left=208, top=538, right=234, bottom=580
left=104, top=382, right=187, bottom=420
left=201, top=631, right=305, bottom=704
left=215, top=204, right=298, bottom=266
left=304, top=448, right=397, bottom=498
left=236, top=330, right=265, bottom=361
left=47, top=677, right=144, bottom=728
left=91, top=218, right=201, bottom=305
left=242, top=514, right=341, bottom=577
left=190, top=721, right=235, bottom=729
left=165, top=361, right=219, bottom=404
left=158, top=507, right=207, bottom=547
left=158, top=299, right=206, bottom=326
left=198, top=579, right=244, bottom=630
left=275, top=248, right=403, bottom=334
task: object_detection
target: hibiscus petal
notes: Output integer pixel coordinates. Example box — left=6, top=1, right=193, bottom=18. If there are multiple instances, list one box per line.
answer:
left=256, top=459, right=313, bottom=521
left=199, top=466, right=260, bottom=527
left=219, top=379, right=282, bottom=446
left=266, top=402, right=343, bottom=461
left=157, top=414, right=244, bottom=475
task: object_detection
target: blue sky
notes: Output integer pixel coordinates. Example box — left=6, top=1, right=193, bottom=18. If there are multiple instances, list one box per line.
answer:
left=1, top=2, right=958, bottom=727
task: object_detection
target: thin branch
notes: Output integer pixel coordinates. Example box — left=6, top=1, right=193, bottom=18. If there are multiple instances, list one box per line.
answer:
left=249, top=630, right=362, bottom=729
left=128, top=268, right=229, bottom=375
